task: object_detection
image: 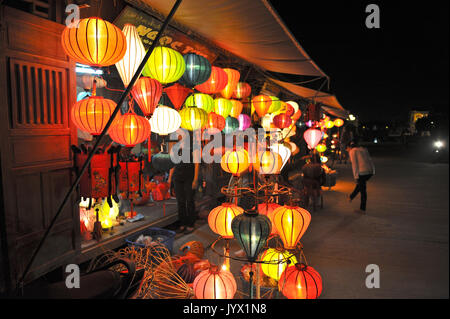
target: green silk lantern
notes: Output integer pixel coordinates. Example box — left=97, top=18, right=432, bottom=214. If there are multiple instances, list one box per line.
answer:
left=179, top=106, right=208, bottom=131
left=185, top=93, right=214, bottom=113
left=179, top=53, right=211, bottom=87
left=142, top=46, right=186, bottom=84
left=222, top=116, right=239, bottom=134
left=214, top=98, right=232, bottom=118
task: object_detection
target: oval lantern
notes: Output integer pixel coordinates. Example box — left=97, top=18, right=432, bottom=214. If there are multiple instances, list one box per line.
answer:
left=267, top=96, right=281, bottom=114
left=185, top=93, right=214, bottom=113
left=109, top=111, right=151, bottom=147
left=272, top=206, right=311, bottom=249
left=115, top=24, right=146, bottom=87
left=229, top=100, right=244, bottom=118
left=316, top=144, right=327, bottom=153
left=71, top=96, right=116, bottom=135
left=254, top=150, right=283, bottom=175
left=208, top=203, right=244, bottom=238
left=179, top=53, right=212, bottom=87
left=279, top=263, right=322, bottom=299
left=238, top=114, right=251, bottom=131
left=149, top=105, right=181, bottom=136
left=179, top=106, right=208, bottom=131
left=273, top=113, right=293, bottom=129
left=222, top=116, right=239, bottom=134
left=303, top=128, right=323, bottom=150
left=231, top=211, right=271, bottom=262
left=214, top=98, right=233, bottom=118
left=334, top=118, right=345, bottom=127
left=220, top=149, right=250, bottom=177
left=193, top=266, right=237, bottom=299
left=220, top=68, right=240, bottom=99
left=270, top=143, right=291, bottom=171
left=261, top=248, right=298, bottom=281
left=61, top=17, right=127, bottom=67
left=142, top=46, right=185, bottom=84
left=258, top=202, right=281, bottom=235
left=252, top=95, right=272, bottom=118
left=205, top=112, right=226, bottom=133
left=325, top=120, right=335, bottom=129
left=232, top=82, right=252, bottom=99
left=131, top=77, right=162, bottom=117
left=195, top=66, right=228, bottom=94
left=164, top=83, right=192, bottom=110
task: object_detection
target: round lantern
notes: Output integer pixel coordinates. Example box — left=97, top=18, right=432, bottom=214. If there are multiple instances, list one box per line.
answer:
left=179, top=106, right=208, bottom=131
left=254, top=150, right=283, bottom=175
left=220, top=68, right=240, bottom=99
left=61, top=17, right=127, bottom=67
left=334, top=118, right=345, bottom=127
left=115, top=24, right=145, bottom=87
left=238, top=114, right=251, bottom=131
left=320, top=156, right=329, bottom=163
left=193, top=266, right=237, bottom=299
left=205, top=112, right=226, bottom=133
left=208, top=203, right=244, bottom=238
left=229, top=100, right=244, bottom=118
left=232, top=82, right=251, bottom=99
left=195, top=66, right=228, bottom=94
left=270, top=143, right=291, bottom=171
left=131, top=77, right=162, bottom=117
left=109, top=111, right=151, bottom=147
left=252, top=95, right=272, bottom=118
left=260, top=248, right=298, bottom=281
left=316, top=144, right=327, bottom=153
left=278, top=263, right=322, bottom=299
left=273, top=113, right=293, bottom=129
left=267, top=96, right=281, bottom=114
left=149, top=105, right=181, bottom=136
left=231, top=211, right=271, bottom=262
left=258, top=202, right=281, bottom=235
left=142, top=46, right=185, bottom=84
left=220, top=149, right=250, bottom=176
left=179, top=53, right=212, bottom=87
left=261, top=113, right=275, bottom=131
left=272, top=206, right=311, bottom=249
left=222, top=116, right=239, bottom=134
left=325, top=120, right=335, bottom=129
left=185, top=93, right=214, bottom=113
left=71, top=96, right=116, bottom=135
left=214, top=98, right=232, bottom=118
left=303, top=128, right=323, bottom=150
left=163, top=83, right=192, bottom=110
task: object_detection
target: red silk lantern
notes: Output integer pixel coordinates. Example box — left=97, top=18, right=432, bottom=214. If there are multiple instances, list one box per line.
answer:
left=273, top=113, right=293, bottom=129
left=109, top=111, right=151, bottom=147
left=119, top=160, right=144, bottom=196
left=259, top=202, right=281, bottom=235
left=232, top=82, right=251, bottom=99
left=279, top=263, right=323, bottom=299
left=71, top=96, right=116, bottom=135
left=205, top=112, right=226, bottom=133
left=193, top=266, right=237, bottom=299
left=303, top=128, right=323, bottom=150
left=76, top=153, right=116, bottom=199
left=229, top=99, right=244, bottom=118
left=220, top=68, right=240, bottom=99
left=195, top=66, right=228, bottom=94
left=131, top=77, right=162, bottom=117
left=163, top=83, right=193, bottom=110
left=252, top=95, right=272, bottom=118
left=272, top=205, right=311, bottom=249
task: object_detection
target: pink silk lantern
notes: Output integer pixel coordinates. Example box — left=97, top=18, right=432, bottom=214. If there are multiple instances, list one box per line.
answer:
left=238, top=114, right=251, bottom=131
left=303, top=128, right=323, bottom=150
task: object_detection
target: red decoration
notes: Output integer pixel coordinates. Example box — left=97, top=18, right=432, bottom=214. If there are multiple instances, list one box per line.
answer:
left=195, top=66, right=228, bottom=94
left=131, top=77, right=162, bottom=117
left=119, top=160, right=144, bottom=196
left=273, top=113, right=293, bottom=129
left=71, top=96, right=116, bottom=136
left=164, top=83, right=193, bottom=110
left=109, top=111, right=151, bottom=147
left=278, top=263, right=323, bottom=299
left=205, top=112, right=226, bottom=133
left=232, top=82, right=252, bottom=99
left=152, top=182, right=171, bottom=201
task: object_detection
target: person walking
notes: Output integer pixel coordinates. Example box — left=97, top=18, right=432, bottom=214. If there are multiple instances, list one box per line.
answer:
left=346, top=140, right=375, bottom=213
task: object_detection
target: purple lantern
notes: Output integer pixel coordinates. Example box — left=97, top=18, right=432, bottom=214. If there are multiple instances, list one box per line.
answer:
left=238, top=114, right=251, bottom=131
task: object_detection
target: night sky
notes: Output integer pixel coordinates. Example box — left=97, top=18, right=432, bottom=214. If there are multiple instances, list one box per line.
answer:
left=271, top=1, right=449, bottom=123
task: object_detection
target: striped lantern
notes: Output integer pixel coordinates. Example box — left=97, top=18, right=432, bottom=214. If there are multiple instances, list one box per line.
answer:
left=303, top=128, right=323, bottom=149
left=238, top=114, right=251, bottom=131
left=220, top=149, right=250, bottom=176
left=185, top=93, right=214, bottom=113
left=195, top=66, right=228, bottom=94
left=222, top=116, right=239, bottom=135
left=208, top=203, right=244, bottom=238
left=179, top=53, right=212, bottom=87
left=272, top=206, right=311, bottom=249
left=261, top=248, right=298, bottom=281
left=252, top=95, right=272, bottom=118
left=253, top=150, right=283, bottom=175
left=131, top=77, right=162, bottom=117
left=149, top=105, right=181, bottom=136
left=267, top=96, right=281, bottom=114
left=214, top=98, right=232, bottom=118
left=279, top=263, right=322, bottom=299
left=142, top=46, right=185, bottom=84
left=229, top=99, right=243, bottom=118
left=179, top=106, right=208, bottom=131
left=232, top=82, right=252, bottom=99
left=193, top=266, right=237, bottom=299
left=259, top=202, right=281, bottom=235
left=163, top=83, right=192, bottom=110
left=61, top=17, right=127, bottom=67
left=115, top=24, right=146, bottom=87
left=273, top=113, right=293, bottom=129
left=206, top=112, right=226, bottom=133
left=220, top=68, right=240, bottom=99
left=109, top=112, right=151, bottom=147
left=71, top=96, right=116, bottom=135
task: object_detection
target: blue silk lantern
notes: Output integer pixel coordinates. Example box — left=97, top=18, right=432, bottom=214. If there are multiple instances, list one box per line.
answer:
left=179, top=53, right=212, bottom=88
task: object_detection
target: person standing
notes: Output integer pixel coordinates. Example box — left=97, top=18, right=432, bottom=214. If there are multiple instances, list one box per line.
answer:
left=346, top=141, right=375, bottom=213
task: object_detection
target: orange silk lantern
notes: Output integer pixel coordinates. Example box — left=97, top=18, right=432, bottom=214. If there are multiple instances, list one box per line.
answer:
left=279, top=263, right=323, bottom=299
left=232, top=82, right=252, bottom=99
left=325, top=120, right=335, bottom=129
left=334, top=118, right=344, bottom=127
left=258, top=202, right=281, bottom=235
left=254, top=150, right=283, bottom=175
left=131, top=77, right=162, bottom=117
left=214, top=98, right=233, bottom=119
left=229, top=100, right=244, bottom=118
left=205, top=112, right=226, bottom=133
left=195, top=66, right=228, bottom=94
left=273, top=113, right=293, bottom=129
left=272, top=206, right=311, bottom=249
left=163, top=83, right=192, bottom=110
left=193, top=266, right=237, bottom=299
left=71, top=96, right=116, bottom=135
left=109, top=111, right=151, bottom=147
left=303, top=128, right=323, bottom=149
left=221, top=149, right=250, bottom=176
left=208, top=203, right=244, bottom=238
left=220, top=68, right=240, bottom=99
left=252, top=95, right=272, bottom=118
left=61, top=17, right=127, bottom=67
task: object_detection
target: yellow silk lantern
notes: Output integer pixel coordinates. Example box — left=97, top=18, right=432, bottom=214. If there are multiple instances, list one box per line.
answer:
left=272, top=206, right=311, bottom=249
left=179, top=106, right=208, bottom=131
left=229, top=100, right=244, bottom=118
left=334, top=118, right=344, bottom=127
left=185, top=93, right=214, bottom=113
left=261, top=248, right=298, bottom=281
left=221, top=149, right=250, bottom=176
left=316, top=144, right=327, bottom=153
left=98, top=199, right=119, bottom=229
left=325, top=120, right=335, bottom=129
left=214, top=98, right=232, bottom=118
left=208, top=203, right=244, bottom=239
left=267, top=96, right=281, bottom=114
left=254, top=150, right=283, bottom=175
left=143, top=46, right=185, bottom=84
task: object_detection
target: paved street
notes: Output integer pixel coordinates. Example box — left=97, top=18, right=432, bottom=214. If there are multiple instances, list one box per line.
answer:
left=174, top=149, right=449, bottom=299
